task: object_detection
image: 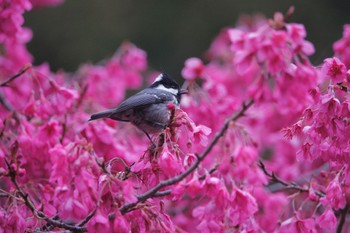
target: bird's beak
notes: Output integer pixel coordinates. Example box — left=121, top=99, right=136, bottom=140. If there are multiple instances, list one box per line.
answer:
left=180, top=89, right=188, bottom=95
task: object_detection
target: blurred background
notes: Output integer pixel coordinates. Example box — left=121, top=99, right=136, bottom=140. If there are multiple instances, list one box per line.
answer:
left=24, top=0, right=350, bottom=77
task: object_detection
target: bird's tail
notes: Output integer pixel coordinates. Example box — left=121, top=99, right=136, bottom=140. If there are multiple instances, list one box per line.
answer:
left=89, top=109, right=114, bottom=121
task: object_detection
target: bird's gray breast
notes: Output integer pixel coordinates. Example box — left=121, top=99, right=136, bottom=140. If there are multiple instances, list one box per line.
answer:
left=132, top=101, right=174, bottom=134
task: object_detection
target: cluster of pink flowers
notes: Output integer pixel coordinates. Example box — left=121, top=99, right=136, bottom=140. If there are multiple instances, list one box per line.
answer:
left=1, top=2, right=350, bottom=232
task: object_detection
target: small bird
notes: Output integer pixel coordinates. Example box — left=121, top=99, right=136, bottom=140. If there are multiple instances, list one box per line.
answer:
left=89, top=73, right=187, bottom=143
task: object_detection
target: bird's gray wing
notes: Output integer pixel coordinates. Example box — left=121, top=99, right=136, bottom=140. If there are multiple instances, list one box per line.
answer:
left=114, top=90, right=171, bottom=113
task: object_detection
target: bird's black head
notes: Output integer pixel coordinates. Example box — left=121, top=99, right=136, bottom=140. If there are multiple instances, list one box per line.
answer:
left=150, top=73, right=188, bottom=101
left=150, top=73, right=180, bottom=90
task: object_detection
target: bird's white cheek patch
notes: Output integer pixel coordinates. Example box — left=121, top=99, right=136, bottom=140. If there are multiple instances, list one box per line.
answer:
left=155, top=84, right=178, bottom=95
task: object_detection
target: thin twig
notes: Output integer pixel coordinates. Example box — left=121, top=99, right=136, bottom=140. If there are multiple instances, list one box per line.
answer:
left=199, top=164, right=219, bottom=180
left=75, top=84, right=88, bottom=109
left=0, top=91, right=13, bottom=111
left=119, top=100, right=254, bottom=214
left=78, top=207, right=97, bottom=227
left=0, top=64, right=31, bottom=114
left=337, top=204, right=349, bottom=233
left=60, top=114, right=68, bottom=143
left=258, top=160, right=325, bottom=197
left=0, top=64, right=31, bottom=87
left=91, top=150, right=112, bottom=176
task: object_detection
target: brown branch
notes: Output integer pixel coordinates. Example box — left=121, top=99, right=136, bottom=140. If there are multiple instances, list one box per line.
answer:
left=60, top=114, right=68, bottom=143
left=0, top=64, right=31, bottom=87
left=199, top=164, right=219, bottom=180
left=153, top=190, right=172, bottom=197
left=119, top=100, right=254, bottom=214
left=91, top=150, right=112, bottom=176
left=0, top=64, right=32, bottom=114
left=258, top=160, right=325, bottom=197
left=0, top=91, right=13, bottom=111
left=337, top=204, right=349, bottom=233
left=75, top=84, right=88, bottom=109
left=78, top=207, right=97, bottom=227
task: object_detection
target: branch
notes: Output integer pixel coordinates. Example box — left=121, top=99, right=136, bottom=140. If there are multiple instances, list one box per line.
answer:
left=0, top=64, right=31, bottom=113
left=91, top=150, right=112, bottom=176
left=199, top=164, right=219, bottom=180
left=78, top=207, right=97, bottom=227
left=0, top=64, right=31, bottom=87
left=119, top=100, right=254, bottom=214
left=75, top=84, right=88, bottom=109
left=0, top=91, right=13, bottom=111
left=153, top=190, right=172, bottom=197
left=258, top=160, right=325, bottom=197
left=337, top=204, right=349, bottom=233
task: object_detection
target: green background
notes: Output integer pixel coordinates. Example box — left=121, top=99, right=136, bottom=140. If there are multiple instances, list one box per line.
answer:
left=25, top=0, right=350, bottom=77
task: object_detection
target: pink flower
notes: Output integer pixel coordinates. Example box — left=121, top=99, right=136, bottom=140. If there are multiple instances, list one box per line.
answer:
left=87, top=211, right=111, bottom=232
left=193, top=125, right=212, bottom=146
left=286, top=23, right=306, bottom=43
left=321, top=176, right=346, bottom=210
left=158, top=149, right=184, bottom=177
left=346, top=70, right=350, bottom=88
left=333, top=24, right=350, bottom=67
left=181, top=57, right=205, bottom=80
left=322, top=57, right=347, bottom=83
left=280, top=216, right=317, bottom=233
left=120, top=43, right=147, bottom=71
left=37, top=120, right=62, bottom=145
left=228, top=29, right=246, bottom=50
left=317, top=207, right=336, bottom=231
left=286, top=23, right=315, bottom=55
left=230, top=188, right=258, bottom=225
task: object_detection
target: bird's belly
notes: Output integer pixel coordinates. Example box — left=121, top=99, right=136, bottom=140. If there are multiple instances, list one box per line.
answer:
left=133, top=103, right=171, bottom=134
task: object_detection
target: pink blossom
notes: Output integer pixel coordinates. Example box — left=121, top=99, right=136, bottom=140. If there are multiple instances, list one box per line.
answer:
left=181, top=57, right=205, bottom=80
left=230, top=188, right=258, bottom=225
left=158, top=149, right=184, bottom=177
left=322, top=57, right=347, bottom=83
left=317, top=207, right=337, bottom=231
left=321, top=176, right=346, bottom=210
left=254, top=188, right=288, bottom=232
left=37, top=120, right=62, bottom=144
left=333, top=24, right=350, bottom=67
left=192, top=124, right=212, bottom=146
left=286, top=23, right=315, bottom=55
left=228, top=29, right=247, bottom=51
left=346, top=69, right=350, bottom=88
left=4, top=4, right=350, bottom=232
left=280, top=216, right=317, bottom=233
left=87, top=211, right=111, bottom=232
left=3, top=208, right=27, bottom=233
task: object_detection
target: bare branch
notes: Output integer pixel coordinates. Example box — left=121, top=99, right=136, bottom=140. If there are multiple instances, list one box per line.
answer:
left=0, top=91, right=13, bottom=111
left=199, top=164, right=219, bottom=180
left=337, top=204, right=349, bottom=233
left=0, top=64, right=31, bottom=114
left=119, top=100, right=254, bottom=214
left=153, top=190, right=172, bottom=197
left=258, top=160, right=325, bottom=197
left=75, top=84, right=88, bottom=109
left=0, top=64, right=31, bottom=87
left=91, top=150, right=112, bottom=176
left=78, top=207, right=97, bottom=227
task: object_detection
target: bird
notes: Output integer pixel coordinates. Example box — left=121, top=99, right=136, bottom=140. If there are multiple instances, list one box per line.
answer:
left=89, top=73, right=187, bottom=143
